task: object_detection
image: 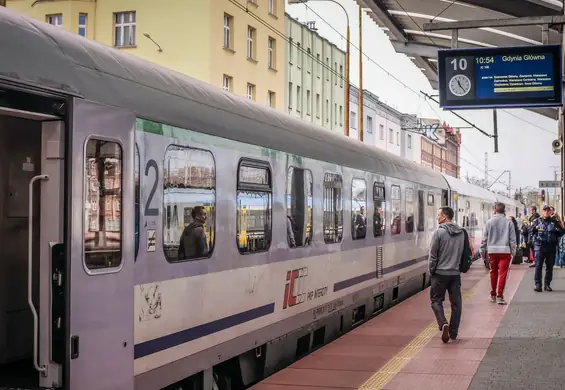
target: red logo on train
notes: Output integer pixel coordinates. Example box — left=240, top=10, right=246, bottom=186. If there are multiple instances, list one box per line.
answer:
left=282, top=267, right=308, bottom=309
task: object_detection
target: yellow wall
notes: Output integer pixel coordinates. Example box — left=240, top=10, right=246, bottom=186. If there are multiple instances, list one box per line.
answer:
left=6, top=0, right=285, bottom=110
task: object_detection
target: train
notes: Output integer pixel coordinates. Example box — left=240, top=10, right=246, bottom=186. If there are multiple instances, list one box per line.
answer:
left=0, top=8, right=522, bottom=390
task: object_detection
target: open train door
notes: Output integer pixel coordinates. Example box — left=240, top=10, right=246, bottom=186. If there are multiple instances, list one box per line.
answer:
left=67, top=99, right=135, bottom=390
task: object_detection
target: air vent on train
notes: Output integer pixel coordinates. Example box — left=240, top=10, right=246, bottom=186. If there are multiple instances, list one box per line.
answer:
left=376, top=246, right=383, bottom=279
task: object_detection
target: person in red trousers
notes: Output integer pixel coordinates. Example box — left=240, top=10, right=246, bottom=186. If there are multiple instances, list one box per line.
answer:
left=480, top=202, right=517, bottom=305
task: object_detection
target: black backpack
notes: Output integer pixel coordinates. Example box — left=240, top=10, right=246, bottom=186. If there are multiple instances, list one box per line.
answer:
left=460, top=229, right=473, bottom=273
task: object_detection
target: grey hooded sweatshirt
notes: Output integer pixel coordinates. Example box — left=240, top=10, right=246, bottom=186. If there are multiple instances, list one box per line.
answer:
left=428, top=222, right=465, bottom=276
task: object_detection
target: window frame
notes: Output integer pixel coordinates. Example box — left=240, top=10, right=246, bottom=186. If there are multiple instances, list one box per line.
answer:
left=247, top=26, right=256, bottom=60
left=268, top=37, right=275, bottom=69
left=162, top=145, right=217, bottom=263
left=390, top=184, right=402, bottom=236
left=323, top=172, right=343, bottom=244
left=78, top=13, right=87, bottom=37
left=268, top=91, right=275, bottom=108
left=46, top=14, right=63, bottom=28
left=405, top=186, right=415, bottom=233
left=237, top=159, right=273, bottom=255
left=373, top=181, right=386, bottom=237
left=246, top=83, right=255, bottom=100
left=114, top=11, right=136, bottom=47
left=286, top=166, right=314, bottom=248
left=351, top=178, right=368, bottom=240
left=268, top=0, right=276, bottom=15
left=223, top=13, right=232, bottom=49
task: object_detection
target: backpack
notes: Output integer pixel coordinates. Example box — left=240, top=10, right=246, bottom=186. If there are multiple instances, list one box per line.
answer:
left=460, top=229, right=473, bottom=273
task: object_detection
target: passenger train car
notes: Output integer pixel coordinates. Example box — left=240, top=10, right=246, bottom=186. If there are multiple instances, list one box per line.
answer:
left=0, top=9, right=518, bottom=390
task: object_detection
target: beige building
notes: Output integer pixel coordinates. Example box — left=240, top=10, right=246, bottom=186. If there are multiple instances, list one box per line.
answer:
left=7, top=0, right=286, bottom=110
left=286, top=15, right=345, bottom=133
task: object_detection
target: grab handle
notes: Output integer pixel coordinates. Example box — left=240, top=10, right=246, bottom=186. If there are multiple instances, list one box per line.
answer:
left=28, top=174, right=49, bottom=374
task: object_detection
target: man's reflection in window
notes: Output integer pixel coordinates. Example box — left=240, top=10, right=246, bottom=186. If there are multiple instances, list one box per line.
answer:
left=178, top=206, right=208, bottom=260
left=354, top=206, right=367, bottom=239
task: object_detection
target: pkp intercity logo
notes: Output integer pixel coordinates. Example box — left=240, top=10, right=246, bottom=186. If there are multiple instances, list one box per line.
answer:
left=282, top=267, right=308, bottom=309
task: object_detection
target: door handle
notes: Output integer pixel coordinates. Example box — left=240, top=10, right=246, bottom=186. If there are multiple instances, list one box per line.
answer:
left=28, top=174, right=49, bottom=374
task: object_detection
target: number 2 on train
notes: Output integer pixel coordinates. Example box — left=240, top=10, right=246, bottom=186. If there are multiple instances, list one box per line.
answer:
left=144, top=159, right=159, bottom=216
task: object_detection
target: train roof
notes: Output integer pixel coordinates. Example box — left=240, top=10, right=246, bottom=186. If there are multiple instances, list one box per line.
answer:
left=441, top=174, right=497, bottom=203
left=0, top=8, right=447, bottom=189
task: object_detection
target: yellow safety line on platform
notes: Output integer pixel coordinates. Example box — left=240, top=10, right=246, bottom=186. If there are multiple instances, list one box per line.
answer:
left=358, top=279, right=483, bottom=390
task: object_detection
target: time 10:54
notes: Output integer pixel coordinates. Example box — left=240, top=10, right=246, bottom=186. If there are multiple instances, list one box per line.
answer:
left=476, top=56, right=494, bottom=64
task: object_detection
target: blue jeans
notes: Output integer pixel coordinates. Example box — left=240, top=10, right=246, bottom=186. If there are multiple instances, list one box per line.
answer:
left=557, top=251, right=565, bottom=267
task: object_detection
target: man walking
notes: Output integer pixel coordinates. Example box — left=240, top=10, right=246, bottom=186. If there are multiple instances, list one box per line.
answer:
left=529, top=205, right=564, bottom=292
left=481, top=203, right=516, bottom=305
left=428, top=206, right=466, bottom=343
left=523, top=205, right=540, bottom=265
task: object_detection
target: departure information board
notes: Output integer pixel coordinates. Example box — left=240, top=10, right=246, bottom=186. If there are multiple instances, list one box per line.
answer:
left=438, top=44, right=563, bottom=110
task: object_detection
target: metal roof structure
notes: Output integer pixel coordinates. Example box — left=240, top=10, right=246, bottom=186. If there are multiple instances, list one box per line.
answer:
left=356, top=0, right=564, bottom=119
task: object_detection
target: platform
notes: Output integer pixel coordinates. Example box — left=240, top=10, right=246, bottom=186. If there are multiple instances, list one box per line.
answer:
left=249, top=260, right=561, bottom=390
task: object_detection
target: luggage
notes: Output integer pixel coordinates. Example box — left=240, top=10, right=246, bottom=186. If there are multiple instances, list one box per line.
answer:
left=512, top=248, right=523, bottom=264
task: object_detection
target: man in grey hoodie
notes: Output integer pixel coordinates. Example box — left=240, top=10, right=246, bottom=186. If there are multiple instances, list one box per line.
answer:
left=429, top=206, right=465, bottom=343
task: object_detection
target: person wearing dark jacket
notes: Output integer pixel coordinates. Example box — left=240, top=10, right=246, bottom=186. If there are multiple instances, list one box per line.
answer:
left=428, top=206, right=466, bottom=343
left=529, top=205, right=564, bottom=292
left=522, top=206, right=540, bottom=265
left=178, top=206, right=209, bottom=260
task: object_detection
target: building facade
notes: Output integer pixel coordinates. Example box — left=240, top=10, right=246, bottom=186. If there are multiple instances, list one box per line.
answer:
left=285, top=15, right=345, bottom=133
left=8, top=0, right=286, bottom=109
left=401, top=114, right=421, bottom=164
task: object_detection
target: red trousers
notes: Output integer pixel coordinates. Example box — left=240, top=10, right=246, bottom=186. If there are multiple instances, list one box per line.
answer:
left=489, top=254, right=511, bottom=298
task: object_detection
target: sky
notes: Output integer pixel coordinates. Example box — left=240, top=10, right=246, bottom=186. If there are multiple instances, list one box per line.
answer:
left=285, top=0, right=561, bottom=194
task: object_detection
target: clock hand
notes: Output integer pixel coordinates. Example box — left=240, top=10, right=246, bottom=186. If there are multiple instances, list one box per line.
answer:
left=457, top=80, right=464, bottom=89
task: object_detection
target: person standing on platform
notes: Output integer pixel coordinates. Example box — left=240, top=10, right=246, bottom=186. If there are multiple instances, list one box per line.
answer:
left=523, top=205, right=540, bottom=266
left=428, top=206, right=466, bottom=343
left=529, top=205, right=564, bottom=292
left=480, top=202, right=516, bottom=305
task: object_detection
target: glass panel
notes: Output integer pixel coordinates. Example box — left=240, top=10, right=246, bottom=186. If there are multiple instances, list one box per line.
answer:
left=286, top=167, right=313, bottom=247
left=163, top=146, right=216, bottom=262
left=351, top=179, right=367, bottom=240
left=427, top=193, right=435, bottom=230
left=417, top=190, right=425, bottom=232
left=239, top=165, right=269, bottom=185
left=391, top=185, right=401, bottom=236
left=405, top=187, right=414, bottom=233
left=373, top=182, right=385, bottom=237
left=114, top=26, right=121, bottom=46
left=79, top=13, right=87, bottom=25
left=323, top=173, right=343, bottom=244
left=84, top=139, right=122, bottom=270
left=237, top=191, right=272, bottom=254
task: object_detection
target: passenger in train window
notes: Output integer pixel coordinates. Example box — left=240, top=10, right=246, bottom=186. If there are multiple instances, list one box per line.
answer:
left=287, top=215, right=297, bottom=248
left=353, top=206, right=367, bottom=239
left=178, top=206, right=209, bottom=260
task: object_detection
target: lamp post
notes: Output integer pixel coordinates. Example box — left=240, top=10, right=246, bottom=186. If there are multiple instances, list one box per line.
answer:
left=288, top=0, right=350, bottom=138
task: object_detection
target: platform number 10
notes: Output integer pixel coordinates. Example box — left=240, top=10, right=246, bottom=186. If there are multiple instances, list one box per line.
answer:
left=450, top=58, right=468, bottom=71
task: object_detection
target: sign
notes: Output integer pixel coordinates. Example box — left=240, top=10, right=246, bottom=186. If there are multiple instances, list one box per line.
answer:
left=438, top=45, right=563, bottom=110
left=146, top=229, right=156, bottom=252
left=539, top=180, right=561, bottom=188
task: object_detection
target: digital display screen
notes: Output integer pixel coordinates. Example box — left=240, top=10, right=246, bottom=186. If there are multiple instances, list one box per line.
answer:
left=438, top=45, right=562, bottom=110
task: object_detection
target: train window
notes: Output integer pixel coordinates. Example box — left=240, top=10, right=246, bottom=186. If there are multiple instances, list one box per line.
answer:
left=323, top=173, right=343, bottom=244
left=405, top=187, right=414, bottom=233
left=287, top=167, right=313, bottom=247
left=427, top=193, right=435, bottom=230
left=237, top=160, right=272, bottom=254
left=351, top=178, right=367, bottom=240
left=84, top=139, right=123, bottom=270
left=417, top=190, right=425, bottom=232
left=134, top=144, right=140, bottom=259
left=391, top=185, right=401, bottom=236
left=373, top=182, right=385, bottom=237
left=163, top=146, right=216, bottom=262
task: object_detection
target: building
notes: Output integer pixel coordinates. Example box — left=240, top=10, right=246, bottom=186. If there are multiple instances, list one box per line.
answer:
left=419, top=119, right=461, bottom=178
left=7, top=0, right=286, bottom=109
left=285, top=15, right=345, bottom=133
left=401, top=114, right=421, bottom=164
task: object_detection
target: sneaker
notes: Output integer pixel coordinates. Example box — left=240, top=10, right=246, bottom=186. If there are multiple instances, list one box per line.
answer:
left=441, top=323, right=449, bottom=343
left=534, top=286, right=542, bottom=292
left=544, top=285, right=553, bottom=292
left=496, top=297, right=507, bottom=305
left=529, top=264, right=535, bottom=268
left=449, top=334, right=458, bottom=341
left=490, top=295, right=496, bottom=303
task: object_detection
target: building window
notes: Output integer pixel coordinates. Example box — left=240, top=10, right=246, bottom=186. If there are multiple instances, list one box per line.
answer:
left=352, top=179, right=367, bottom=240
left=326, top=57, right=330, bottom=80
left=246, top=83, right=255, bottom=100
left=323, top=173, right=343, bottom=244
left=268, top=0, right=276, bottom=15
left=84, top=139, right=122, bottom=270
left=405, top=187, right=414, bottom=233
left=339, top=64, right=343, bottom=87
left=407, top=134, right=412, bottom=149
left=163, top=146, right=216, bottom=262
left=339, top=106, right=343, bottom=126
left=379, top=124, right=384, bottom=140
left=268, top=37, right=275, bottom=69
left=367, top=116, right=373, bottom=134
left=46, top=14, right=62, bottom=28
left=78, top=13, right=87, bottom=37
left=223, top=13, right=232, bottom=49
left=389, top=128, right=393, bottom=143
left=373, top=182, right=385, bottom=237
left=297, top=85, right=302, bottom=112
left=334, top=103, right=337, bottom=125
left=325, top=99, right=329, bottom=123
left=287, top=167, right=313, bottom=247
left=288, top=82, right=293, bottom=109
left=114, top=11, right=136, bottom=47
left=391, top=185, right=401, bottom=235
left=297, top=42, right=302, bottom=68
left=289, top=38, right=294, bottom=64
left=268, top=91, right=275, bottom=108
left=247, top=26, right=256, bottom=60
left=237, top=161, right=272, bottom=254
left=334, top=61, right=337, bottom=85
left=350, top=111, right=357, bottom=130
left=306, top=90, right=311, bottom=116
left=223, top=74, right=232, bottom=91
left=396, top=131, right=400, bottom=145
left=316, top=53, right=321, bottom=76
left=316, top=93, right=321, bottom=118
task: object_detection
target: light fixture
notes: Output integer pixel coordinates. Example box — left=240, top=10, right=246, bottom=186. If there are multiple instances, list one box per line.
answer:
left=143, top=33, right=163, bottom=52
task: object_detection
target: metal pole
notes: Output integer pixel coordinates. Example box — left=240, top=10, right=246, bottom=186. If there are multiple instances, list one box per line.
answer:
left=493, top=109, right=499, bottom=152
left=345, top=24, right=350, bottom=137
left=542, top=24, right=549, bottom=44
left=562, top=5, right=565, bottom=217
left=451, top=29, right=459, bottom=48
left=358, top=6, right=363, bottom=142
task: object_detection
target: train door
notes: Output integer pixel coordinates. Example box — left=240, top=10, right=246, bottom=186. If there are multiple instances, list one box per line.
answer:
left=67, top=99, right=135, bottom=390
left=0, top=94, right=65, bottom=389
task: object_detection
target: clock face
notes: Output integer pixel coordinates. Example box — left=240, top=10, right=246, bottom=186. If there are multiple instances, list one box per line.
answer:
left=448, top=74, right=471, bottom=97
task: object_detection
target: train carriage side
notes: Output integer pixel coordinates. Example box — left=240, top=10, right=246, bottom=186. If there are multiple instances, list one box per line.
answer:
left=0, top=8, right=451, bottom=390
